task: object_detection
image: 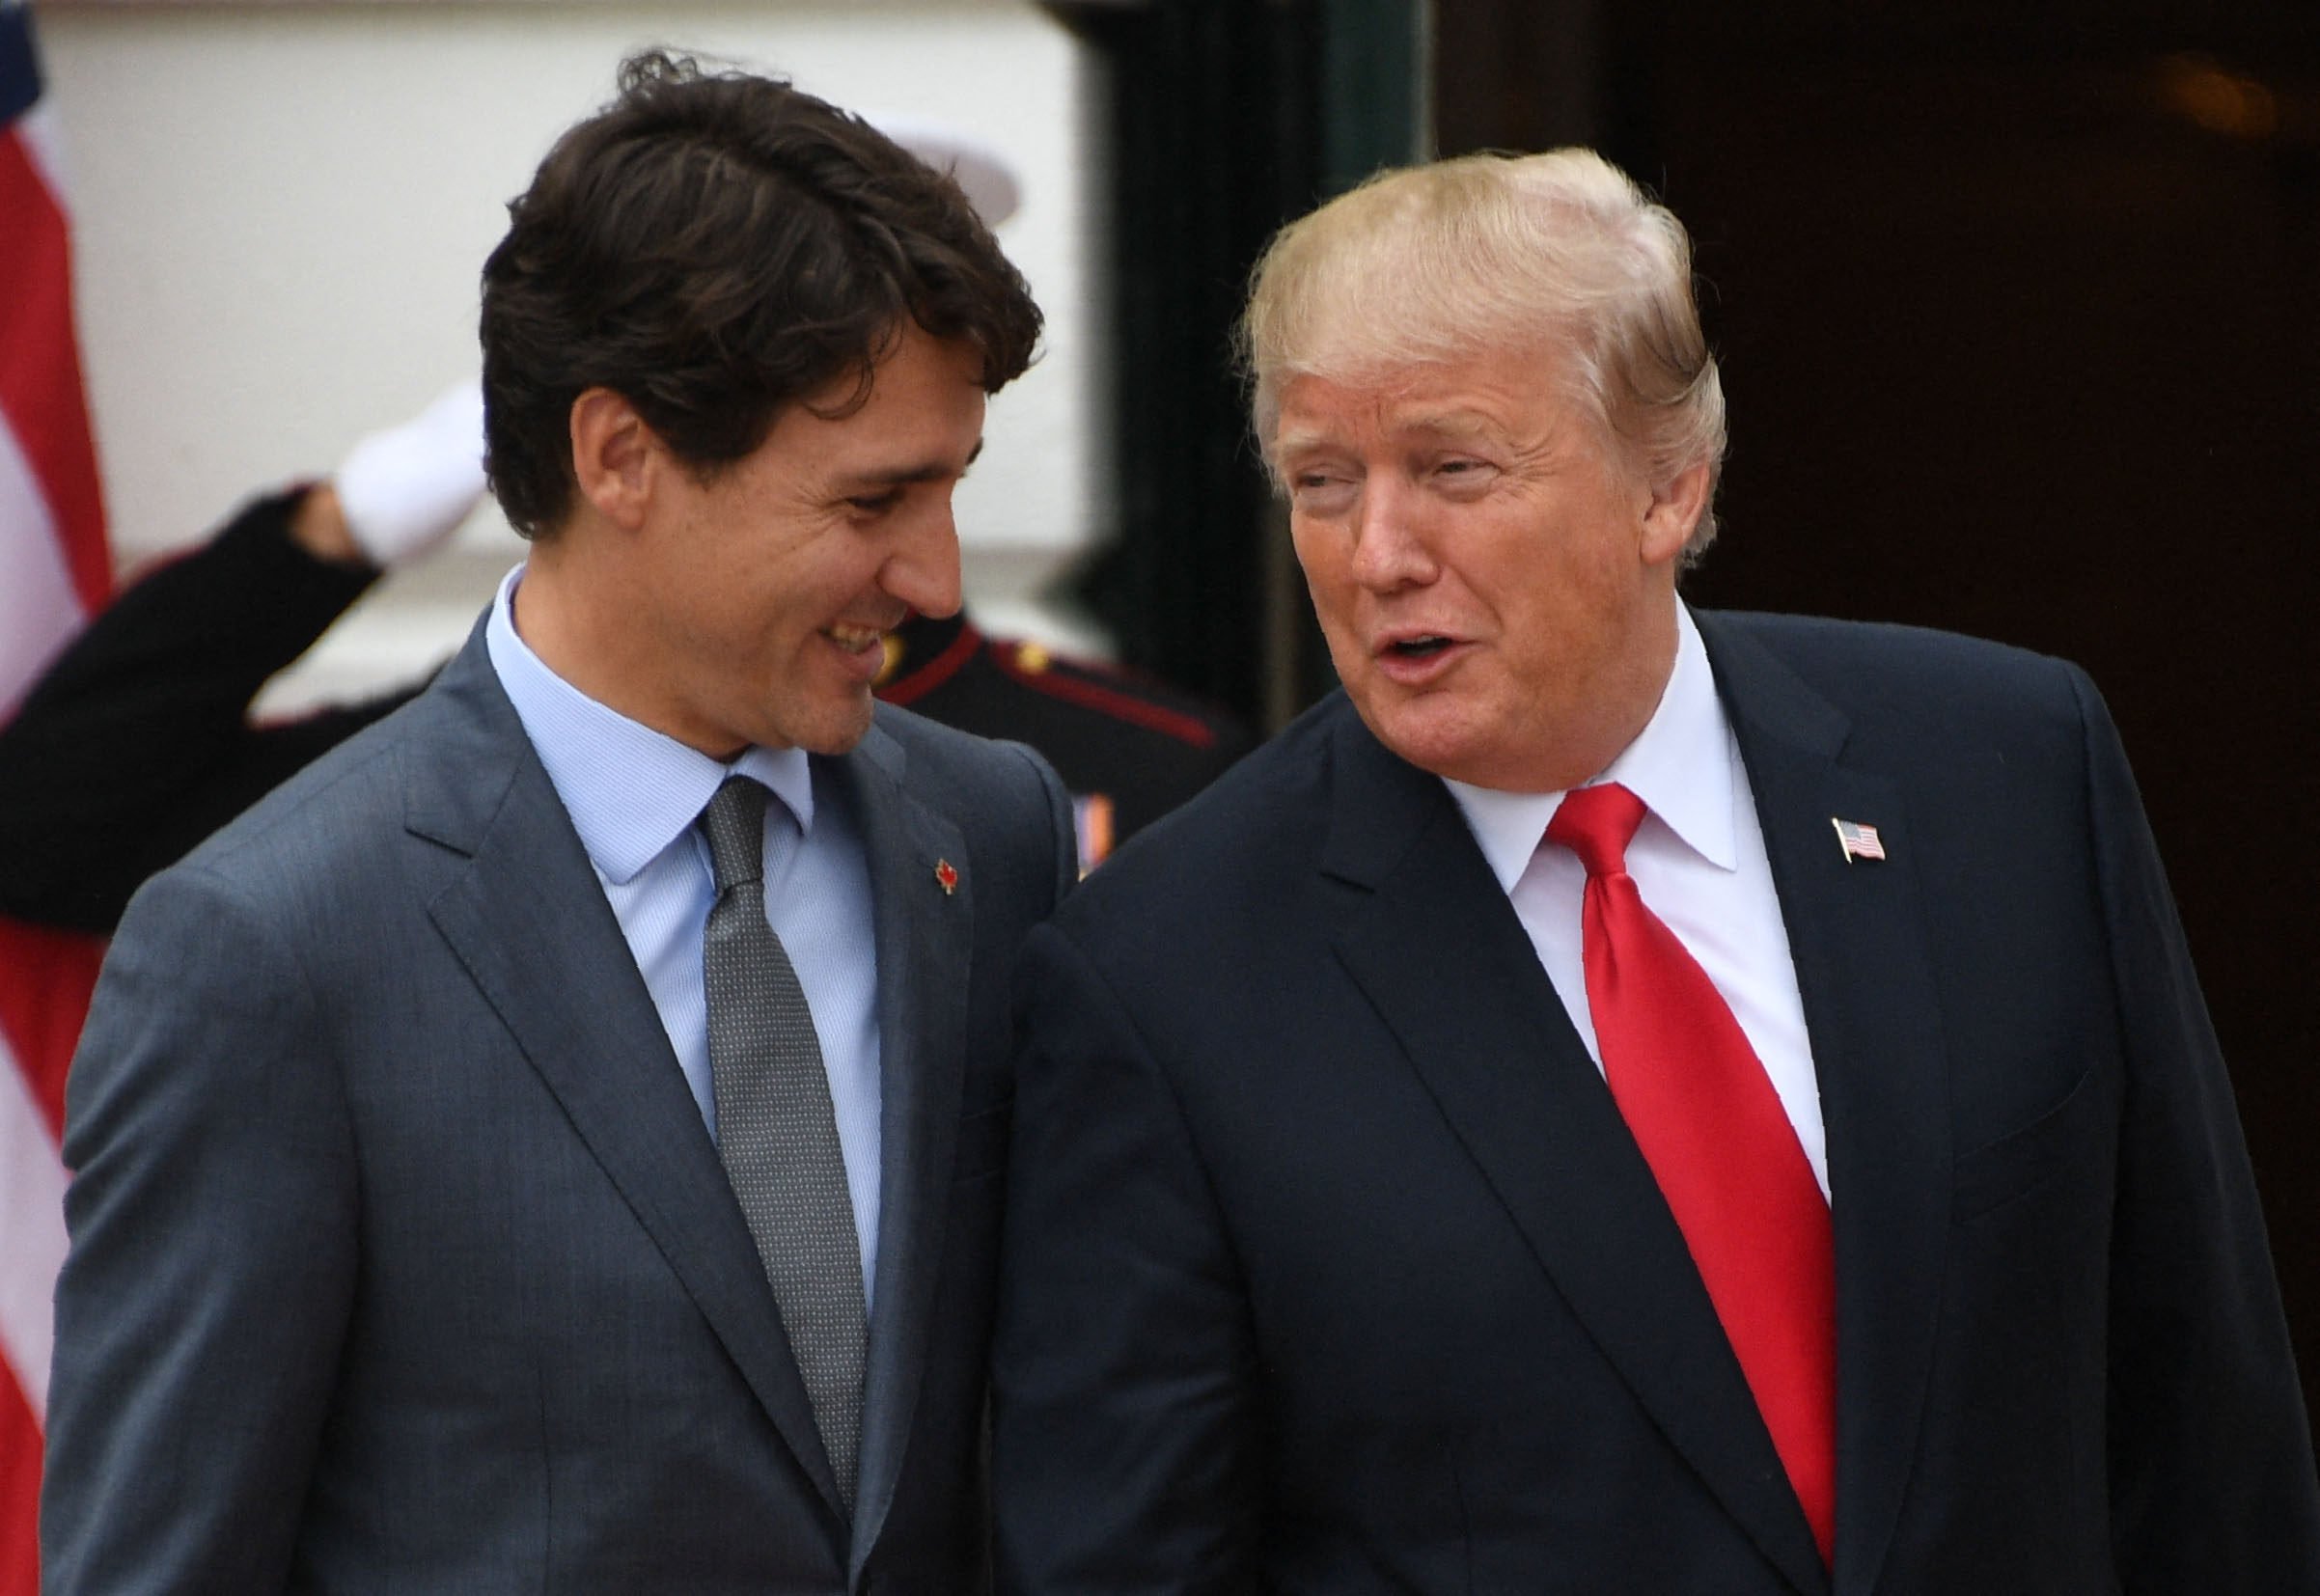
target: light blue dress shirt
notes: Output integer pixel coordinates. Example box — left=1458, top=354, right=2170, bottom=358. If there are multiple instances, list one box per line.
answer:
left=483, top=566, right=885, bottom=1308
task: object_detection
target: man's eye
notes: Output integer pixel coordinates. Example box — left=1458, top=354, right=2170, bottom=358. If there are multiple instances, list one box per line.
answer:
left=1290, top=475, right=1359, bottom=513
left=1432, top=458, right=1501, bottom=492
left=847, top=489, right=903, bottom=515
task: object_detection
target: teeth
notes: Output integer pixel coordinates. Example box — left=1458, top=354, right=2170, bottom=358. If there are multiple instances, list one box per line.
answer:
left=826, top=625, right=883, bottom=648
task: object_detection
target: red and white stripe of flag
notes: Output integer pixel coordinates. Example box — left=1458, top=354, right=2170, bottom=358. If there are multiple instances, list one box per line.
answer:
left=1, top=4, right=114, bottom=1589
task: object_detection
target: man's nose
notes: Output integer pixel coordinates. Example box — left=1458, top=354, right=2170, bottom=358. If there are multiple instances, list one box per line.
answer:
left=885, top=497, right=965, bottom=620
left=1347, top=478, right=1437, bottom=591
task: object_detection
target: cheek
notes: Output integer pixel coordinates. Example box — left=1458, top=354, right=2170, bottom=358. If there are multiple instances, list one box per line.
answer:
left=1290, top=524, right=1350, bottom=610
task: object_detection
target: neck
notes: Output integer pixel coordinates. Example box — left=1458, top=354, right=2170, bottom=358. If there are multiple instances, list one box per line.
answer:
left=1576, top=601, right=1683, bottom=785
left=511, top=537, right=741, bottom=760
left=1494, top=592, right=1683, bottom=796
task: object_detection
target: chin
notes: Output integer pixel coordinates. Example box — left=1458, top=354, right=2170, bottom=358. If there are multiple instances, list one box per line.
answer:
left=796, top=728, right=873, bottom=757
left=1351, top=695, right=1482, bottom=784
left=781, top=699, right=877, bottom=757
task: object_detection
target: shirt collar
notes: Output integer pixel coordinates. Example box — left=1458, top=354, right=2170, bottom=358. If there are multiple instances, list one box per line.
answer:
left=483, top=564, right=815, bottom=885
left=1446, top=603, right=1739, bottom=892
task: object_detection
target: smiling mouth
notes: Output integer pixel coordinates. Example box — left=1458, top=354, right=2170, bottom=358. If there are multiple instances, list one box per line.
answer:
left=823, top=624, right=886, bottom=652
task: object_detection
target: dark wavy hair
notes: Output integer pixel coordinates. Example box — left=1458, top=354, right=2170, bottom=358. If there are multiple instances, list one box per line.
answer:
left=480, top=50, right=1043, bottom=538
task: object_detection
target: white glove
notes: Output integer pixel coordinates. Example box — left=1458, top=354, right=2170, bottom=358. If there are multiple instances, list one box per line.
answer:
left=333, top=381, right=487, bottom=568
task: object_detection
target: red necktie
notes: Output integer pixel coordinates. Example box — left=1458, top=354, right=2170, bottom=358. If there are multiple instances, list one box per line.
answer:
left=1547, top=782, right=1837, bottom=1563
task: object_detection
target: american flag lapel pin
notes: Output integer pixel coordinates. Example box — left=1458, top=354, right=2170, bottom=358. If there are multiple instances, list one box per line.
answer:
left=1832, top=817, right=1887, bottom=864
left=934, top=859, right=959, bottom=895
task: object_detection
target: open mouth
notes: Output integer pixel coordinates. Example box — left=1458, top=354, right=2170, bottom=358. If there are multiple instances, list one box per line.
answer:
left=1388, top=635, right=1454, bottom=659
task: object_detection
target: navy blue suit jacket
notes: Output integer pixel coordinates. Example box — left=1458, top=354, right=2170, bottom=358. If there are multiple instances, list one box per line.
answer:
left=992, top=610, right=2320, bottom=1594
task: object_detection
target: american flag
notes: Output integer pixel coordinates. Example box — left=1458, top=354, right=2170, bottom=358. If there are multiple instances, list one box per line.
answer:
left=1832, top=817, right=1887, bottom=864
left=0, top=4, right=113, bottom=1589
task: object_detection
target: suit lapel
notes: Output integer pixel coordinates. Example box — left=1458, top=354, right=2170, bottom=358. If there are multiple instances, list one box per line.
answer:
left=842, top=721, right=974, bottom=1575
left=1698, top=614, right=1950, bottom=1596
left=1320, top=705, right=1831, bottom=1596
left=406, top=628, right=848, bottom=1522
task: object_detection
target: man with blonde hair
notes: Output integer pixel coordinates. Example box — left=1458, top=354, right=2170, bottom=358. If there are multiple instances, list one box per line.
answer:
left=990, top=149, right=2320, bottom=1593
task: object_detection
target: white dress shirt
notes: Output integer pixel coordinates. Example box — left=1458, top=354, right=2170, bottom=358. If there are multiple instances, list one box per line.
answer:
left=484, top=565, right=886, bottom=1304
left=1446, top=604, right=1828, bottom=1197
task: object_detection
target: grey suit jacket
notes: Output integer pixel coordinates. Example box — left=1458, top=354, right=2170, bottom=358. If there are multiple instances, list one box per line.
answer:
left=43, top=620, right=1075, bottom=1594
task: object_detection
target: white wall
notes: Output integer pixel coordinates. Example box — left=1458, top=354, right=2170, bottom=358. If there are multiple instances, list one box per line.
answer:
left=35, top=0, right=1111, bottom=709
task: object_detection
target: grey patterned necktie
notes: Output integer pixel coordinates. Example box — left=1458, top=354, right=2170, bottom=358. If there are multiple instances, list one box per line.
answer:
left=698, top=775, right=867, bottom=1514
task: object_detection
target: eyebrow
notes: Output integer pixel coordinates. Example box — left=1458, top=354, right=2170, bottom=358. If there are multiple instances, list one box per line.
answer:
left=1399, top=409, right=1504, bottom=445
left=837, top=437, right=985, bottom=492
left=1274, top=411, right=1504, bottom=461
left=1272, top=428, right=1335, bottom=463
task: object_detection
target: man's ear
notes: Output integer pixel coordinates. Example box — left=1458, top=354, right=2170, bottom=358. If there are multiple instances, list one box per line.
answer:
left=1640, top=460, right=1712, bottom=567
left=569, top=387, right=658, bottom=532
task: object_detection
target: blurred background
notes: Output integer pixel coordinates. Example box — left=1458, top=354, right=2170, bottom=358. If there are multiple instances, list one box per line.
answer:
left=24, top=0, right=2320, bottom=1422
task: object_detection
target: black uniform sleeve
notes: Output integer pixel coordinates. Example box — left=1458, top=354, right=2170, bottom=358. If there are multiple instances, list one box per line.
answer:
left=0, top=490, right=417, bottom=934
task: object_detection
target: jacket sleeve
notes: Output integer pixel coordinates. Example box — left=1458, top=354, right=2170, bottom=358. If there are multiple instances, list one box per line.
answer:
left=992, top=921, right=1263, bottom=1595
left=0, top=489, right=411, bottom=934
left=2077, top=667, right=2320, bottom=1588
left=41, top=862, right=359, bottom=1594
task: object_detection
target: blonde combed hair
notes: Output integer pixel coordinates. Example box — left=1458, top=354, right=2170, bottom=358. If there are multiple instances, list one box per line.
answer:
left=1240, top=149, right=1727, bottom=556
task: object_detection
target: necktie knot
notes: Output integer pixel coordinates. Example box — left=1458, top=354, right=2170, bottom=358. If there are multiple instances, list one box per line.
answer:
left=1546, top=782, right=1647, bottom=878
left=700, top=776, right=768, bottom=892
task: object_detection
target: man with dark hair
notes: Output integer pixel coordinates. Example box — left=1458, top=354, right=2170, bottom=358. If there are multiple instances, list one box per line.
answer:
left=478, top=53, right=1039, bottom=542
left=43, top=52, right=1071, bottom=1595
